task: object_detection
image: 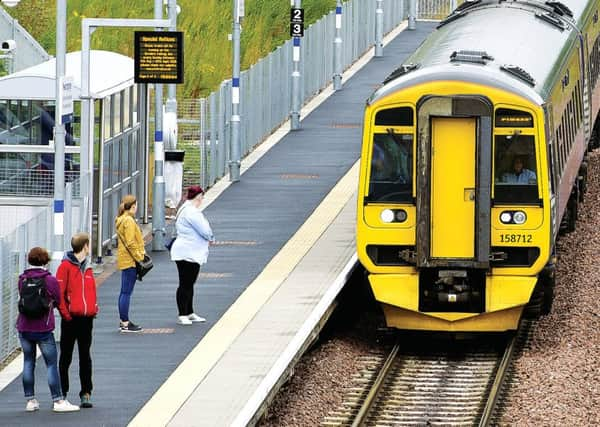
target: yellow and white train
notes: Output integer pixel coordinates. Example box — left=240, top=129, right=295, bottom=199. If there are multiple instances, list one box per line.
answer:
left=356, top=0, right=600, bottom=332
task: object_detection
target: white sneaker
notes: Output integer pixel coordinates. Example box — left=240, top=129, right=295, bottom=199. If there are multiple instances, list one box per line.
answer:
left=177, top=315, right=193, bottom=325
left=25, top=398, right=39, bottom=412
left=188, top=313, right=206, bottom=323
left=53, top=399, right=80, bottom=412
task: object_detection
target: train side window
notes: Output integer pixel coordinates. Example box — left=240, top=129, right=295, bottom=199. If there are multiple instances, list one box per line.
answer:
left=374, top=107, right=413, bottom=126
left=367, top=132, right=413, bottom=203
left=494, top=134, right=538, bottom=204
left=568, top=99, right=574, bottom=145
left=575, top=82, right=582, bottom=125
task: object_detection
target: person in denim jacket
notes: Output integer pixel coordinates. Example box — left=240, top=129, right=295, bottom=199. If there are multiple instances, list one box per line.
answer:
left=170, top=186, right=215, bottom=325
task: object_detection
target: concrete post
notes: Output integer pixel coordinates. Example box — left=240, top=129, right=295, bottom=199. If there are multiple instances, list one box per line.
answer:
left=53, top=0, right=66, bottom=255
left=152, top=0, right=166, bottom=251
left=375, top=0, right=384, bottom=57
left=333, top=0, right=343, bottom=90
left=290, top=0, right=302, bottom=130
left=230, top=0, right=242, bottom=182
left=165, top=0, right=178, bottom=150
left=408, top=0, right=417, bottom=30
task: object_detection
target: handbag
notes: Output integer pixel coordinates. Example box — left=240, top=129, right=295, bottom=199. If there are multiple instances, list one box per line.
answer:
left=135, top=255, right=154, bottom=281
left=165, top=237, right=176, bottom=251
left=116, top=226, right=154, bottom=281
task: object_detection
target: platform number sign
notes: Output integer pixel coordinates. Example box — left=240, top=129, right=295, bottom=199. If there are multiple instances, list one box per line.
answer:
left=290, top=8, right=304, bottom=37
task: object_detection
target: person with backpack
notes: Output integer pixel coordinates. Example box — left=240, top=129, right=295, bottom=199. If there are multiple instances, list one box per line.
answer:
left=57, top=232, right=98, bottom=409
left=16, top=247, right=80, bottom=413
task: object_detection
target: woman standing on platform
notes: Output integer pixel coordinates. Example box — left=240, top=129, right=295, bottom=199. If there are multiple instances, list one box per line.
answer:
left=170, top=185, right=215, bottom=325
left=115, top=194, right=145, bottom=333
left=16, top=247, right=80, bottom=413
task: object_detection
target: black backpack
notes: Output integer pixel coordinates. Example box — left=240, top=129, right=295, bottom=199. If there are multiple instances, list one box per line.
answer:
left=18, top=276, right=51, bottom=318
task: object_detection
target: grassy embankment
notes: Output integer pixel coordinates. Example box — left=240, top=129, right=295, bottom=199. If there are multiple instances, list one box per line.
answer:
left=7, top=0, right=336, bottom=98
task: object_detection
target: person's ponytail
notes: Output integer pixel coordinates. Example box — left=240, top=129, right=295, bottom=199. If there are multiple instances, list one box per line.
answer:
left=117, top=194, right=137, bottom=217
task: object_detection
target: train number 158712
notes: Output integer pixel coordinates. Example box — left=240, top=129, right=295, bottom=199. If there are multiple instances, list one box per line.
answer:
left=500, top=233, right=532, bottom=243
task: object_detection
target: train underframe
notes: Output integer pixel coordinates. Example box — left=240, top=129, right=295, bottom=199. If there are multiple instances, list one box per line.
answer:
left=369, top=263, right=556, bottom=332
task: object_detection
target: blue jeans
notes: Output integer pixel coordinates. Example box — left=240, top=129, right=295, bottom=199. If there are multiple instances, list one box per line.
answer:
left=19, top=332, right=63, bottom=401
left=119, top=267, right=137, bottom=322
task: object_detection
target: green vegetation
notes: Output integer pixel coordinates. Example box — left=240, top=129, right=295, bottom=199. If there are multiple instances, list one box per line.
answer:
left=6, top=0, right=336, bottom=97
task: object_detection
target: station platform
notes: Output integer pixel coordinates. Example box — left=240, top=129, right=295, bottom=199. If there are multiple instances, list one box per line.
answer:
left=0, top=21, right=437, bottom=427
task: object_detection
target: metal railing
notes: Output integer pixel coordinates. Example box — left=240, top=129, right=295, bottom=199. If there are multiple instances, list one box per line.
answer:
left=0, top=175, right=87, bottom=365
left=0, top=7, right=50, bottom=74
left=176, top=0, right=407, bottom=190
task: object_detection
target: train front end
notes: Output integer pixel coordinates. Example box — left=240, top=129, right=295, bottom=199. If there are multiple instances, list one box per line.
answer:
left=356, top=74, right=552, bottom=332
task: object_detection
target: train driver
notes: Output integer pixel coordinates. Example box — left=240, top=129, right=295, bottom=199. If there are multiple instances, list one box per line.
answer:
left=501, top=155, right=536, bottom=184
left=370, top=137, right=410, bottom=184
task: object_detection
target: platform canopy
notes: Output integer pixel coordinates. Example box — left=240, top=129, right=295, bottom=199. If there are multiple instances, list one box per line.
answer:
left=0, top=50, right=133, bottom=100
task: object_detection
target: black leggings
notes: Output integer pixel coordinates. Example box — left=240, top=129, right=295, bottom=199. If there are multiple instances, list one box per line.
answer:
left=175, top=260, right=201, bottom=316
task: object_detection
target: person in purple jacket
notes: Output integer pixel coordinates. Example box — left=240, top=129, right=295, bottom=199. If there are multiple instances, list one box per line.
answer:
left=16, top=247, right=79, bottom=413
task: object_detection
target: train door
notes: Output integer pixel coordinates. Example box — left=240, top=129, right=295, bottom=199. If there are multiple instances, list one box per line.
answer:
left=430, top=117, right=476, bottom=258
left=416, top=96, right=492, bottom=269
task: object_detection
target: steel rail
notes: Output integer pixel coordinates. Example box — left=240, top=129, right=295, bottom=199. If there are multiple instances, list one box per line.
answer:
left=478, top=329, right=519, bottom=426
left=350, top=343, right=399, bottom=427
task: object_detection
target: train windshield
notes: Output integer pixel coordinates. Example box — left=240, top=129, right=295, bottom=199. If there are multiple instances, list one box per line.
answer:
left=494, top=134, right=539, bottom=203
left=367, top=131, right=413, bottom=203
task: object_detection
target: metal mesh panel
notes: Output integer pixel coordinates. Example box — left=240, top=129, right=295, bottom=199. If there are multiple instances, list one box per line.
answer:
left=0, top=169, right=80, bottom=197
left=418, top=0, right=463, bottom=20
left=170, top=0, right=407, bottom=196
left=0, top=172, right=88, bottom=365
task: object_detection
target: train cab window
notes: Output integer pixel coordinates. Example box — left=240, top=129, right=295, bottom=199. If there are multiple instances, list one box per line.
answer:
left=494, top=134, right=539, bottom=204
left=367, top=131, right=413, bottom=203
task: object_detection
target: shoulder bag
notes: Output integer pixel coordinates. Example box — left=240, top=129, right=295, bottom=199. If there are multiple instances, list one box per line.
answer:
left=116, top=224, right=153, bottom=281
left=165, top=204, right=189, bottom=251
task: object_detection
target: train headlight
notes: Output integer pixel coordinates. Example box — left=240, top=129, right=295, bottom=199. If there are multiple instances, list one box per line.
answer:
left=513, top=211, right=527, bottom=224
left=500, top=212, right=513, bottom=224
left=395, top=209, right=408, bottom=223
left=380, top=209, right=394, bottom=223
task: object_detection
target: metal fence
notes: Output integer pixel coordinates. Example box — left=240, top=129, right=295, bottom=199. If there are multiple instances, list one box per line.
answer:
left=0, top=177, right=86, bottom=364
left=417, top=0, right=462, bottom=20
left=177, top=0, right=407, bottom=190
left=0, top=7, right=50, bottom=74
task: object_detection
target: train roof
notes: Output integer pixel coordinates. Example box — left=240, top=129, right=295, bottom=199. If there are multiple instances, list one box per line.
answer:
left=370, top=0, right=594, bottom=106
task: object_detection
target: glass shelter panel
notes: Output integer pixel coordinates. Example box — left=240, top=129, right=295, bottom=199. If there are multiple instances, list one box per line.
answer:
left=103, top=96, right=111, bottom=140
left=113, top=92, right=121, bottom=135
left=123, top=88, right=131, bottom=130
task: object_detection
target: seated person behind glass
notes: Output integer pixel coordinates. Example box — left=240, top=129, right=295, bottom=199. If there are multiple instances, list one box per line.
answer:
left=502, top=156, right=536, bottom=184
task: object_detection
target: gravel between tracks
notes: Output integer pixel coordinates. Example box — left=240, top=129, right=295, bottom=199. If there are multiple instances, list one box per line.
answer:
left=259, top=310, right=384, bottom=427
left=260, top=152, right=600, bottom=427
left=499, top=150, right=600, bottom=426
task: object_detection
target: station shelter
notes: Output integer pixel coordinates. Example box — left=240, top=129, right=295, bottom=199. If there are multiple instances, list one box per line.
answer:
left=0, top=50, right=150, bottom=259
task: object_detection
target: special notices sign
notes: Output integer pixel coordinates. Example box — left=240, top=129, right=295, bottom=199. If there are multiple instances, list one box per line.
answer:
left=134, top=31, right=184, bottom=84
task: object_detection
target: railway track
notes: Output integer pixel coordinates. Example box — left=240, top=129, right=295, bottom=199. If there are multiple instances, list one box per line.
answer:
left=322, top=322, right=532, bottom=426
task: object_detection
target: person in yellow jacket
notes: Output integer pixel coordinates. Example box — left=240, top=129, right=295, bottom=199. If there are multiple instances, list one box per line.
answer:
left=115, top=195, right=146, bottom=333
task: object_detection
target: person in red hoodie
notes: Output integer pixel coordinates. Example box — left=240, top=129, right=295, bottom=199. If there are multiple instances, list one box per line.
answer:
left=56, top=232, right=98, bottom=409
